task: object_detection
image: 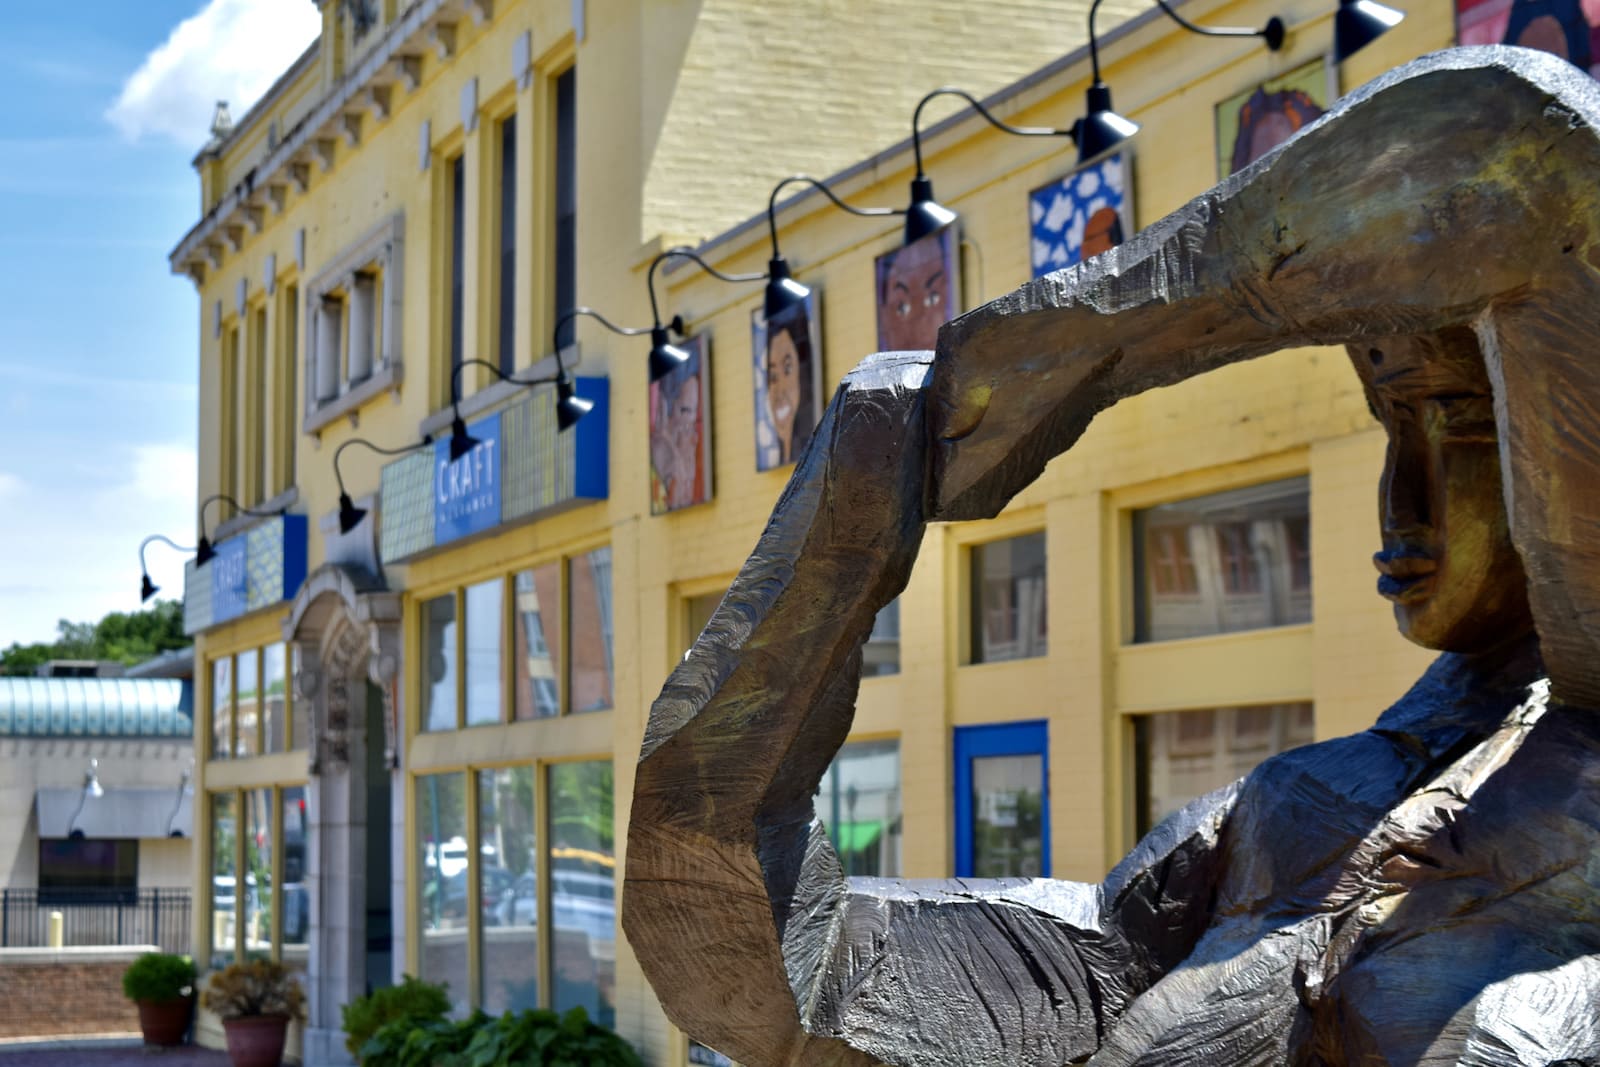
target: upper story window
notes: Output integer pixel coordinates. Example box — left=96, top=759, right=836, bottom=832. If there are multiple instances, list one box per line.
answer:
left=1131, top=476, right=1311, bottom=643
left=969, top=532, right=1048, bottom=664
left=448, top=153, right=465, bottom=376
left=420, top=546, right=615, bottom=733
left=495, top=114, right=517, bottom=375
left=303, top=213, right=404, bottom=432
left=550, top=65, right=577, bottom=350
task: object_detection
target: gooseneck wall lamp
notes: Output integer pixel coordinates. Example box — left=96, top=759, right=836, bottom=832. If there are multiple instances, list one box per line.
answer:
left=765, top=176, right=905, bottom=318
left=333, top=434, right=434, bottom=534
left=447, top=311, right=598, bottom=463
left=906, top=88, right=1078, bottom=244
left=195, top=493, right=287, bottom=568
left=1333, top=0, right=1405, bottom=61
left=137, top=533, right=195, bottom=602
left=68, top=758, right=105, bottom=838
left=645, top=246, right=765, bottom=376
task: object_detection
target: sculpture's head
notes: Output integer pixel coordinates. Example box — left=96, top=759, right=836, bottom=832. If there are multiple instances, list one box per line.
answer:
left=1350, top=329, right=1534, bottom=653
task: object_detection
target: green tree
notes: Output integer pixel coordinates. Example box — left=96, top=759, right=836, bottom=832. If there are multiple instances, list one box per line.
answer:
left=0, top=600, right=188, bottom=676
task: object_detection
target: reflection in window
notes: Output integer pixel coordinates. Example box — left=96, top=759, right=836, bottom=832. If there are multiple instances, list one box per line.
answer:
left=547, top=761, right=615, bottom=1027
left=1132, top=477, right=1311, bottom=642
left=1134, top=702, right=1314, bottom=835
left=263, top=645, right=288, bottom=753
left=290, top=644, right=310, bottom=752
left=513, top=565, right=560, bottom=720
left=862, top=599, right=900, bottom=678
left=479, top=767, right=537, bottom=1014
left=971, top=754, right=1045, bottom=878
left=422, top=594, right=458, bottom=732
left=970, top=533, right=1048, bottom=663
left=465, top=580, right=503, bottom=727
left=211, top=657, right=232, bottom=760
left=418, top=772, right=470, bottom=1016
left=244, top=788, right=272, bottom=959
left=235, top=652, right=259, bottom=757
left=569, top=547, right=614, bottom=712
left=210, top=792, right=237, bottom=969
left=281, top=786, right=308, bottom=970
left=37, top=839, right=137, bottom=903
left=817, top=740, right=901, bottom=876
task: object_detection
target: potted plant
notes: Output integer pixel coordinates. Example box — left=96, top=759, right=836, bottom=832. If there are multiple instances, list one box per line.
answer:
left=201, top=959, right=306, bottom=1067
left=121, top=952, right=198, bottom=1047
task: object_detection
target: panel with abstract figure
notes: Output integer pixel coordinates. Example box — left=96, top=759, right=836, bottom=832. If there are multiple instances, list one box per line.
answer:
left=649, top=333, right=712, bottom=514
left=1215, top=60, right=1329, bottom=177
left=875, top=225, right=960, bottom=352
left=1458, top=0, right=1600, bottom=78
left=1029, top=152, right=1132, bottom=278
left=751, top=294, right=823, bottom=472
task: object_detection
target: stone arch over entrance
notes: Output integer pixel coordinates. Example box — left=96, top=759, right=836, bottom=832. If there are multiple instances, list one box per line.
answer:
left=282, top=564, right=404, bottom=1065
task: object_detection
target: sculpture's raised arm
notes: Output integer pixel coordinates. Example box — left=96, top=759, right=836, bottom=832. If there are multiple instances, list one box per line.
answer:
left=625, top=47, right=1600, bottom=1067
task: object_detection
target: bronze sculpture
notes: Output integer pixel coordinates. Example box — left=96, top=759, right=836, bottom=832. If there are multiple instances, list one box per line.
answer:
left=625, top=47, right=1600, bottom=1065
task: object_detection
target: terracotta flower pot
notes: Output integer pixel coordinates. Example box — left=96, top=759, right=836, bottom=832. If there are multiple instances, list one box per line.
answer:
left=221, top=1014, right=290, bottom=1067
left=136, top=995, right=193, bottom=1046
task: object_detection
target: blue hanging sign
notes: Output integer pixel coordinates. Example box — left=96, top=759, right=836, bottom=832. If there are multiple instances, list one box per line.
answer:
left=434, top=411, right=503, bottom=544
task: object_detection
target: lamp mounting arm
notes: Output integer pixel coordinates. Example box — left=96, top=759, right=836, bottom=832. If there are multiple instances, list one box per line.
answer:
left=912, top=87, right=1077, bottom=178
left=198, top=492, right=286, bottom=530
left=647, top=246, right=766, bottom=328
left=332, top=434, right=433, bottom=499
left=138, top=534, right=196, bottom=576
left=767, top=175, right=906, bottom=260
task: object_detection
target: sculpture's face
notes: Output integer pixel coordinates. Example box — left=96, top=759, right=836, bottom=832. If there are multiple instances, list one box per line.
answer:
left=1356, top=332, right=1533, bottom=653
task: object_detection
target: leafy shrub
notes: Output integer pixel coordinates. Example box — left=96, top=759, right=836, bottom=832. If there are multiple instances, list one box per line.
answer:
left=200, top=960, right=307, bottom=1022
left=341, top=975, right=451, bottom=1058
left=121, top=953, right=198, bottom=1003
left=359, top=1005, right=643, bottom=1067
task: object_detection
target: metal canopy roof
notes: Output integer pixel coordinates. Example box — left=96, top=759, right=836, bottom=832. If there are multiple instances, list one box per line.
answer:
left=0, top=677, right=193, bottom=738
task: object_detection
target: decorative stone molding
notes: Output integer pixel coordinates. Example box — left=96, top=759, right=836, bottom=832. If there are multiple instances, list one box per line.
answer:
left=289, top=161, right=312, bottom=194
left=398, top=54, right=423, bottom=92
left=465, top=0, right=493, bottom=26
left=314, top=137, right=337, bottom=172
left=418, top=119, right=432, bottom=171
left=430, top=20, right=457, bottom=60
left=302, top=212, right=406, bottom=433
left=513, top=30, right=532, bottom=91
left=367, top=84, right=392, bottom=120
left=460, top=76, right=478, bottom=132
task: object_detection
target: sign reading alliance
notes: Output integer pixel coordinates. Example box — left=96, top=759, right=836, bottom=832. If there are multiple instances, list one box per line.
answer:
left=434, top=412, right=502, bottom=543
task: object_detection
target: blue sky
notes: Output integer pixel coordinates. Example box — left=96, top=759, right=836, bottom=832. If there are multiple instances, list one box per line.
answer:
left=0, top=1, right=317, bottom=647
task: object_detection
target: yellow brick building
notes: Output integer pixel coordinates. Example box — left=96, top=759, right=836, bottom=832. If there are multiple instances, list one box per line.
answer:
left=168, top=0, right=1476, bottom=1062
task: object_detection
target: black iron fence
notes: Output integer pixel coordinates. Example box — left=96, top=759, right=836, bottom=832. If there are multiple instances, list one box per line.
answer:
left=0, top=888, right=190, bottom=955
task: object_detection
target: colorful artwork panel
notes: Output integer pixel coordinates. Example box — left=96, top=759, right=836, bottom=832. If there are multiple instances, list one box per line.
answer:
left=1457, top=0, right=1600, bottom=78
left=1215, top=60, right=1329, bottom=178
left=649, top=333, right=713, bottom=514
left=875, top=225, right=960, bottom=351
left=1029, top=152, right=1132, bottom=279
left=751, top=293, right=823, bottom=473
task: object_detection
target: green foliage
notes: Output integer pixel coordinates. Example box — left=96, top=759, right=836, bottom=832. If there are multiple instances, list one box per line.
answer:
left=121, top=952, right=198, bottom=1003
left=200, top=960, right=307, bottom=1022
left=341, top=975, right=452, bottom=1058
left=359, top=1006, right=643, bottom=1067
left=0, top=600, right=187, bottom=676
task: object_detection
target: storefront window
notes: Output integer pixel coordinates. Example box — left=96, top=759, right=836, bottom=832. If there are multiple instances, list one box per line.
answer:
left=1134, top=703, right=1314, bottom=835
left=513, top=564, right=560, bottom=720
left=547, top=761, right=615, bottom=1027
left=210, top=792, right=237, bottom=969
left=569, top=548, right=614, bottom=712
left=971, top=753, right=1046, bottom=878
left=970, top=532, right=1048, bottom=663
left=281, top=786, right=308, bottom=970
left=479, top=767, right=537, bottom=1014
left=244, top=788, right=273, bottom=958
left=418, top=772, right=470, bottom=1015
left=684, top=591, right=722, bottom=653
left=264, top=645, right=288, bottom=753
left=1132, top=477, right=1311, bottom=642
left=818, top=740, right=901, bottom=876
left=211, top=656, right=232, bottom=760
left=423, top=594, right=459, bottom=732
left=465, top=580, right=503, bottom=727
left=862, top=599, right=900, bottom=678
left=236, top=651, right=259, bottom=757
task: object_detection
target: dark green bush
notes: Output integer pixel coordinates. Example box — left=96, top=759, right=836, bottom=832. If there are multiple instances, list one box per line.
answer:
left=121, top=952, right=197, bottom=1003
left=360, top=1005, right=643, bottom=1067
left=342, top=975, right=452, bottom=1058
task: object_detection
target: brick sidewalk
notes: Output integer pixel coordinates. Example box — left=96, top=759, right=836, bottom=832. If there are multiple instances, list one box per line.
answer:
left=0, top=1041, right=230, bottom=1066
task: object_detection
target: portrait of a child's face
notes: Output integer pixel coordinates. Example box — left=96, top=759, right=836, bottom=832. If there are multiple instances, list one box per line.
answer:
left=875, top=226, right=959, bottom=353
left=751, top=295, right=822, bottom=472
left=649, top=334, right=711, bottom=514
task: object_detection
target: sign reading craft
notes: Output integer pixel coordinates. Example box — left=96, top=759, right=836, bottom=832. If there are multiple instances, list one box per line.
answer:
left=181, top=513, right=309, bottom=635
left=379, top=376, right=609, bottom=564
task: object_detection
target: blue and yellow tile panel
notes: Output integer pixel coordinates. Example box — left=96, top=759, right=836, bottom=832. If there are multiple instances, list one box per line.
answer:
left=379, top=376, right=609, bottom=565
left=0, top=677, right=194, bottom=738
left=182, top=513, right=309, bottom=636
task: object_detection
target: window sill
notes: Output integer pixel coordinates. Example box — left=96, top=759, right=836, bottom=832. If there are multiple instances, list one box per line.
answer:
left=213, top=486, right=300, bottom=542
left=303, top=363, right=404, bottom=436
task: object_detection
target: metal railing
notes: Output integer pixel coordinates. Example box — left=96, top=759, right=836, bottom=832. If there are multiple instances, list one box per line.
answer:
left=0, top=888, right=190, bottom=954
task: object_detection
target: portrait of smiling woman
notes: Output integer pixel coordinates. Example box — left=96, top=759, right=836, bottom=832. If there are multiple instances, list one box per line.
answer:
left=751, top=295, right=821, bottom=471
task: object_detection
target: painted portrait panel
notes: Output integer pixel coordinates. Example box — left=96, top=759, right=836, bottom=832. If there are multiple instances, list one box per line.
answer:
left=1215, top=60, right=1330, bottom=178
left=874, top=225, right=960, bottom=352
left=649, top=333, right=712, bottom=515
left=1029, top=151, right=1133, bottom=279
left=1458, top=0, right=1600, bottom=77
left=751, top=293, right=824, bottom=473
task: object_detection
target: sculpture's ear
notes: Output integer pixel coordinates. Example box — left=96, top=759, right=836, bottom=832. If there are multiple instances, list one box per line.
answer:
left=927, top=46, right=1600, bottom=526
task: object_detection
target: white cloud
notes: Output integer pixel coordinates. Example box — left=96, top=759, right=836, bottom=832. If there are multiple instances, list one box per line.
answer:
left=107, top=0, right=321, bottom=147
left=0, top=472, right=21, bottom=499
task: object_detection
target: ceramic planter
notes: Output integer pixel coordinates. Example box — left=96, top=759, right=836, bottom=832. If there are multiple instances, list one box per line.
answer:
left=221, top=1014, right=289, bottom=1067
left=135, top=995, right=193, bottom=1046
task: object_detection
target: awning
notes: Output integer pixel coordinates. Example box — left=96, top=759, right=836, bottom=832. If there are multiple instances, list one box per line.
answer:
left=36, top=787, right=193, bottom=840
left=832, top=820, right=884, bottom=854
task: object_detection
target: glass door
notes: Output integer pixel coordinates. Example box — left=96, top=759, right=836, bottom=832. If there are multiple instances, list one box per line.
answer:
left=953, top=721, right=1049, bottom=879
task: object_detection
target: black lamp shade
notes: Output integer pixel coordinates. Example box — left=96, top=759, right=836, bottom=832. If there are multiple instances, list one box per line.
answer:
left=448, top=414, right=480, bottom=462
left=338, top=492, right=367, bottom=535
left=555, top=379, right=594, bottom=431
left=1334, top=0, right=1404, bottom=61
left=649, top=326, right=693, bottom=381
left=1076, top=83, right=1141, bottom=164
left=194, top=536, right=216, bottom=568
left=140, top=573, right=158, bottom=602
left=904, top=176, right=959, bottom=245
left=764, top=257, right=811, bottom=319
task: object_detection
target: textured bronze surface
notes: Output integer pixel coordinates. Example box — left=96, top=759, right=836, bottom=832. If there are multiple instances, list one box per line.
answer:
left=625, top=47, right=1600, bottom=1066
